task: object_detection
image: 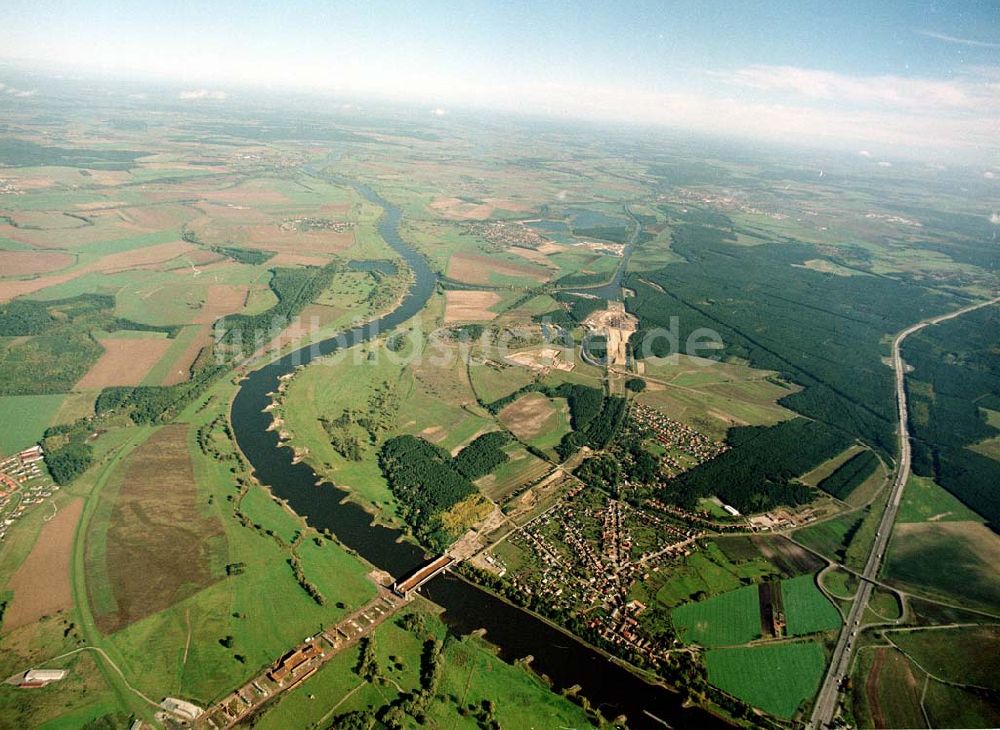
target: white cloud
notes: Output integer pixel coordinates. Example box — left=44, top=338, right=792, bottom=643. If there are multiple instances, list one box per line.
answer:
left=858, top=150, right=872, bottom=157
left=991, top=212, right=1000, bottom=224
left=984, top=171, right=996, bottom=179
left=0, top=81, right=37, bottom=97
left=430, top=107, right=447, bottom=116
left=717, top=65, right=988, bottom=110
left=178, top=89, right=227, bottom=100
left=917, top=30, right=1000, bottom=49
left=877, top=161, right=893, bottom=167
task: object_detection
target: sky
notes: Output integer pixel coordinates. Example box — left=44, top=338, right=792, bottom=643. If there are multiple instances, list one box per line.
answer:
left=2, top=0, right=999, bottom=160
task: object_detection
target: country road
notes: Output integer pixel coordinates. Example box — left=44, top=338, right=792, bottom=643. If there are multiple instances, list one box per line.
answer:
left=809, top=295, right=1000, bottom=729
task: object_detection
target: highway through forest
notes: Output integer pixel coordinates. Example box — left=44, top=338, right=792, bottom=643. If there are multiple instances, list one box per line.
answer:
left=809, top=295, right=1000, bottom=728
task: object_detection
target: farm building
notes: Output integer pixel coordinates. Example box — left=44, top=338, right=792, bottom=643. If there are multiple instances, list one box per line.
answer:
left=160, top=697, right=203, bottom=721
left=268, top=643, right=322, bottom=683
left=18, top=668, right=66, bottom=687
left=18, top=445, right=44, bottom=464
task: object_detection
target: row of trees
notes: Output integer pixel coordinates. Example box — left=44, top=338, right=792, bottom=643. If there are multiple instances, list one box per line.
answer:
left=95, top=363, right=226, bottom=424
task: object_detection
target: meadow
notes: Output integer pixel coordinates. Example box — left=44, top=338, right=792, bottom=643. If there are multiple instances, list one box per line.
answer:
left=780, top=574, right=841, bottom=636
left=884, top=520, right=1000, bottom=611
left=652, top=541, right=777, bottom=607
left=671, top=584, right=761, bottom=647
left=252, top=603, right=596, bottom=730
left=706, top=641, right=826, bottom=719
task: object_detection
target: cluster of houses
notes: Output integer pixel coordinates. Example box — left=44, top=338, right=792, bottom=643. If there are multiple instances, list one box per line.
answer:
left=0, top=178, right=24, bottom=195
left=0, top=446, right=55, bottom=543
left=466, top=220, right=546, bottom=249
left=630, top=403, right=727, bottom=471
left=499, top=483, right=703, bottom=667
left=279, top=217, right=355, bottom=233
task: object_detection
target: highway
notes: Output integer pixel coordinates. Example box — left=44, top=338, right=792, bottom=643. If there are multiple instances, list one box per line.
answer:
left=809, top=296, right=999, bottom=728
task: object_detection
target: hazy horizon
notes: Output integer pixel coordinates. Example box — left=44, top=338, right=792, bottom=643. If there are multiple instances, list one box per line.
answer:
left=2, top=0, right=999, bottom=164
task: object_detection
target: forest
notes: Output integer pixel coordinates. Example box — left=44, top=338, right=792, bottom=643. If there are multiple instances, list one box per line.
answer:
left=41, top=422, right=94, bottom=484
left=0, top=294, right=177, bottom=396
left=625, top=213, right=957, bottom=459
left=661, top=418, right=851, bottom=513
left=904, top=306, right=1000, bottom=526
left=379, top=431, right=513, bottom=549
left=218, top=262, right=336, bottom=355
left=452, top=431, right=513, bottom=480
left=816, top=450, right=879, bottom=500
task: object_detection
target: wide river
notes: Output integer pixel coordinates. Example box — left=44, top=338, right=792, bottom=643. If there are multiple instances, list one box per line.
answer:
left=229, top=178, right=730, bottom=729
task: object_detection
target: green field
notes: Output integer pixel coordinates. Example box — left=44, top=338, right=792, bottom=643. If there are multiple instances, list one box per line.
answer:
left=477, top=446, right=551, bottom=501
left=884, top=520, right=1000, bottom=611
left=793, top=511, right=862, bottom=562
left=706, top=642, right=827, bottom=718
left=781, top=574, right=841, bottom=636
left=254, top=604, right=595, bottom=730
left=239, top=483, right=303, bottom=544
left=672, top=584, right=761, bottom=647
left=468, top=360, right=537, bottom=404
left=890, top=625, right=1000, bottom=691
left=655, top=542, right=777, bottom=607
left=896, top=474, right=984, bottom=523
left=635, top=355, right=796, bottom=441
left=820, top=568, right=857, bottom=599
left=923, top=677, right=1000, bottom=728
left=0, top=393, right=65, bottom=454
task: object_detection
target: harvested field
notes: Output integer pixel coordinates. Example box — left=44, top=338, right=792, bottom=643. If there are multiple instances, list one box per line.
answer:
left=498, top=393, right=560, bottom=441
left=0, top=250, right=75, bottom=277
left=0, top=239, right=198, bottom=301
left=87, top=425, right=224, bottom=633
left=157, top=284, right=251, bottom=384
left=195, top=284, right=250, bottom=324
left=201, top=180, right=291, bottom=205
left=751, top=535, right=824, bottom=576
left=507, top=245, right=561, bottom=268
left=429, top=197, right=495, bottom=220
left=189, top=204, right=355, bottom=256
left=443, top=290, right=501, bottom=323
left=75, top=336, right=174, bottom=389
left=447, top=251, right=548, bottom=285
left=4, top=498, right=84, bottom=630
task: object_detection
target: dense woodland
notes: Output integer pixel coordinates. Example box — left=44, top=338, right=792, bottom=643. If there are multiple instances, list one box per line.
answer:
left=662, top=418, right=851, bottom=513
left=218, top=263, right=336, bottom=355
left=904, top=307, right=1000, bottom=526
left=452, top=431, right=512, bottom=479
left=379, top=432, right=510, bottom=549
left=626, top=209, right=958, bottom=468
left=816, top=450, right=880, bottom=500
